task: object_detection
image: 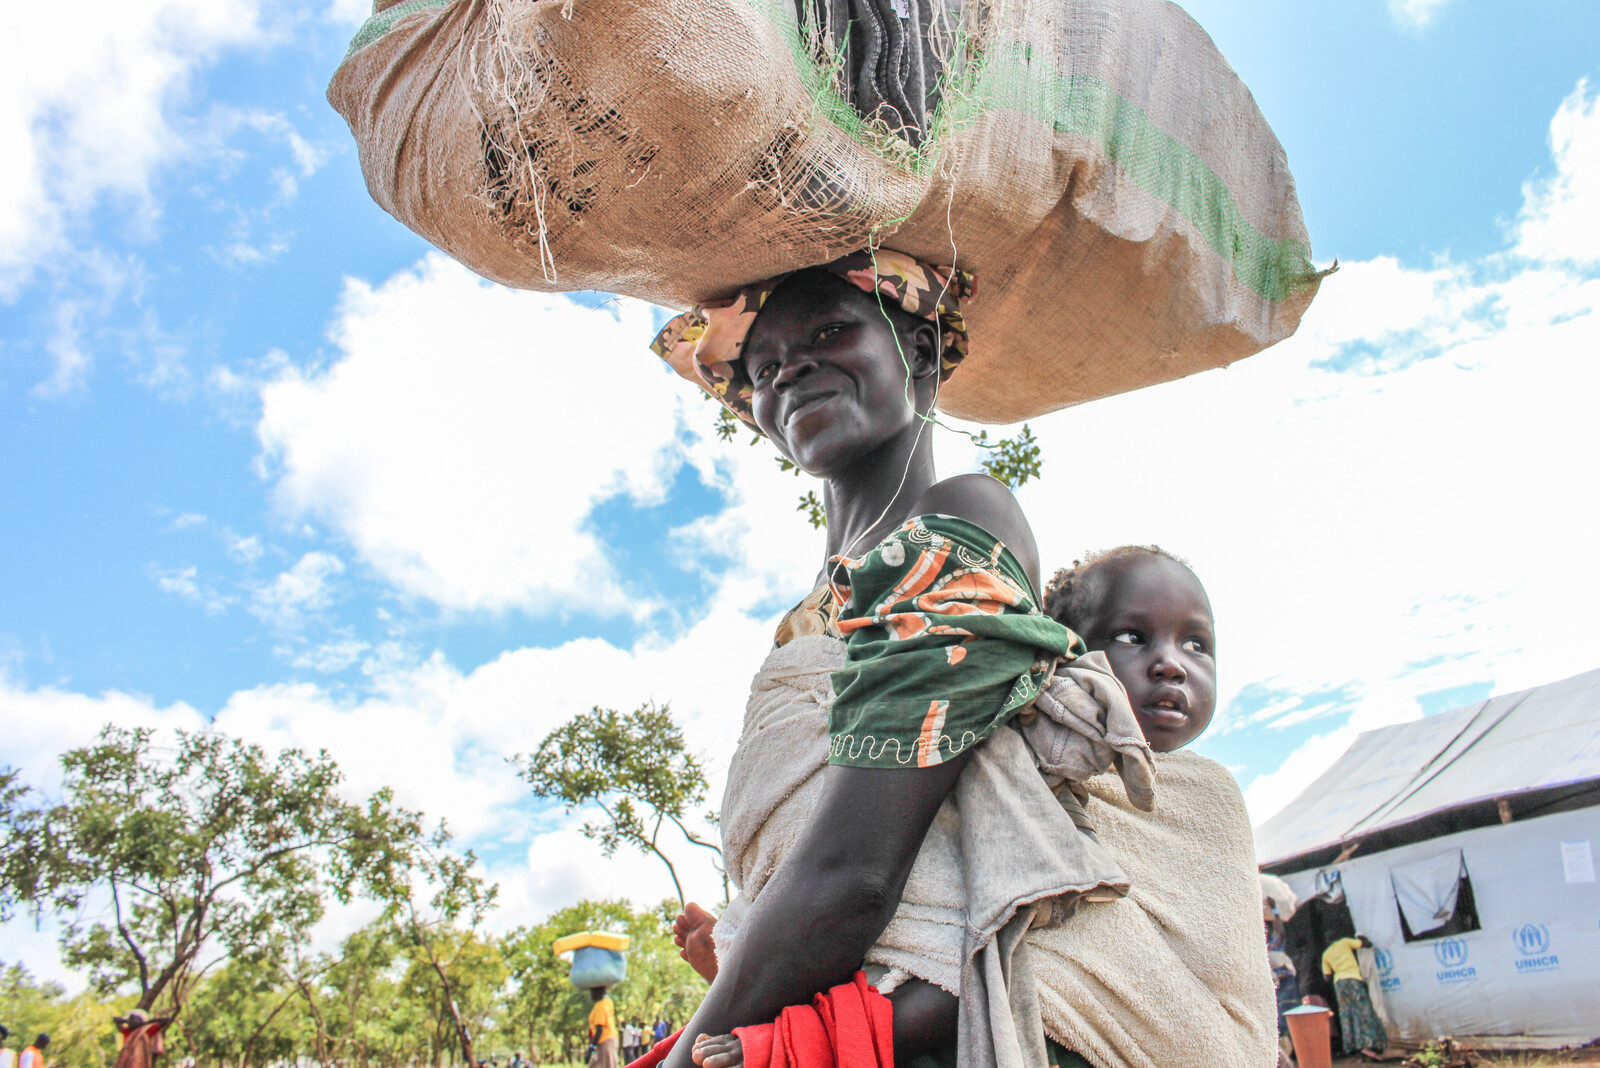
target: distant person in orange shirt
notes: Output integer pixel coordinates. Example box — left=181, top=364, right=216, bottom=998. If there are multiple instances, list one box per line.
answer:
left=587, top=987, right=618, bottom=1068
left=18, top=1035, right=47, bottom=1068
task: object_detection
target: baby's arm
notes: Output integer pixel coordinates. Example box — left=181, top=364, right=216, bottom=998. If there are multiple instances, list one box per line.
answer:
left=674, top=902, right=719, bottom=983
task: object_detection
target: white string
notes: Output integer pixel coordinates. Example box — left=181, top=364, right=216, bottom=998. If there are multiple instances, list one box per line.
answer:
left=831, top=239, right=960, bottom=565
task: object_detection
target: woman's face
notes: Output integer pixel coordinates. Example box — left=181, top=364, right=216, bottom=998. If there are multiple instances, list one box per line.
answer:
left=742, top=271, right=938, bottom=476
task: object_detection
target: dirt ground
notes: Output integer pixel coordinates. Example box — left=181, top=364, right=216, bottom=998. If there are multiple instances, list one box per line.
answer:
left=1326, top=1047, right=1600, bottom=1067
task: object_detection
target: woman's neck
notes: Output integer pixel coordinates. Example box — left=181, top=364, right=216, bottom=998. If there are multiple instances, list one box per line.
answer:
left=820, top=427, right=938, bottom=564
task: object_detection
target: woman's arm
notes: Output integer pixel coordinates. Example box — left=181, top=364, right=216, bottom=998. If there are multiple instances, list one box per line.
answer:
left=662, top=755, right=969, bottom=1068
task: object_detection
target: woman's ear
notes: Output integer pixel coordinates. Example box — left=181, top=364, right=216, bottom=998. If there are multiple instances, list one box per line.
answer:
left=907, top=319, right=942, bottom=381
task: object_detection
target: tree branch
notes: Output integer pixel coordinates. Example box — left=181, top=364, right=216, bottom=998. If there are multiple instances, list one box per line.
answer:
left=110, top=879, right=152, bottom=997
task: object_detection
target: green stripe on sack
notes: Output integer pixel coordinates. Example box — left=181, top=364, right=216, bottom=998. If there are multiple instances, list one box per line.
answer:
left=754, top=0, right=1312, bottom=303
left=978, top=57, right=1314, bottom=303
left=344, top=0, right=455, bottom=58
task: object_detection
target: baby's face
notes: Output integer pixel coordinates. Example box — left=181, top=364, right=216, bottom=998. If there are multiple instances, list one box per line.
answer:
left=1079, top=555, right=1216, bottom=752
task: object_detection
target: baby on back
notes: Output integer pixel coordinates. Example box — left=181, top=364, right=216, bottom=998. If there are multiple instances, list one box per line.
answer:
left=685, top=545, right=1244, bottom=1068
left=1042, top=545, right=1216, bottom=756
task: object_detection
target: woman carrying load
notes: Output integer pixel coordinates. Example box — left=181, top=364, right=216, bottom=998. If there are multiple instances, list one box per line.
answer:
left=647, top=251, right=1277, bottom=1068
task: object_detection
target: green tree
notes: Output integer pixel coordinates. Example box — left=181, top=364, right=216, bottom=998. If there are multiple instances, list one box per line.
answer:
left=0, top=961, right=122, bottom=1068
left=518, top=703, right=724, bottom=909
left=500, top=900, right=704, bottom=1063
left=354, top=817, right=499, bottom=1068
left=974, top=424, right=1042, bottom=489
left=0, top=726, right=408, bottom=1021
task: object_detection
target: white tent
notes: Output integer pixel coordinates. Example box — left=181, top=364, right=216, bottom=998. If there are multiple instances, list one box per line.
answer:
left=1255, top=667, right=1600, bottom=1048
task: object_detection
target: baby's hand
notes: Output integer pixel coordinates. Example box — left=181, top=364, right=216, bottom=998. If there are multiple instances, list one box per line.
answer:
left=673, top=901, right=719, bottom=983
left=692, top=1034, right=742, bottom=1068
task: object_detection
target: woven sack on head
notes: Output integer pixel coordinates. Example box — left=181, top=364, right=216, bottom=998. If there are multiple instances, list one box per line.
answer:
left=330, top=0, right=1323, bottom=423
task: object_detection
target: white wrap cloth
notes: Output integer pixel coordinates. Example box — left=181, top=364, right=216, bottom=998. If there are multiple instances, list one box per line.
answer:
left=714, top=635, right=1155, bottom=1068
left=1027, top=751, right=1280, bottom=1068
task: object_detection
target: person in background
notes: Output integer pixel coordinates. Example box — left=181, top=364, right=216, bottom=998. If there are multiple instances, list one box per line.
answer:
left=1267, top=924, right=1300, bottom=1067
left=0, top=1024, right=14, bottom=1068
left=587, top=987, right=618, bottom=1068
left=18, top=1035, right=47, bottom=1068
left=113, top=1009, right=174, bottom=1068
left=1321, top=935, right=1387, bottom=1062
left=652, top=1019, right=668, bottom=1050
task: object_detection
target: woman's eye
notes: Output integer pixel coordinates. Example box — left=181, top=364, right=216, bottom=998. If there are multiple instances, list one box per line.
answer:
left=753, top=362, right=777, bottom=382
left=1111, top=629, right=1143, bottom=646
left=814, top=323, right=846, bottom=342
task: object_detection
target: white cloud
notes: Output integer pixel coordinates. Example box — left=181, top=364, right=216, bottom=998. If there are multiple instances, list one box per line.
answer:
left=325, top=0, right=372, bottom=27
left=256, top=256, right=690, bottom=616
left=222, top=530, right=265, bottom=565
left=1388, top=0, right=1453, bottom=31
left=153, top=563, right=234, bottom=614
left=1516, top=79, right=1600, bottom=266
left=250, top=550, right=345, bottom=630
left=0, top=0, right=275, bottom=295
left=0, top=590, right=772, bottom=986
left=983, top=83, right=1600, bottom=829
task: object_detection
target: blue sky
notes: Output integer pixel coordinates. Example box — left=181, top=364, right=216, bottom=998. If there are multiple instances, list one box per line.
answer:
left=3, top=0, right=1600, bottom=983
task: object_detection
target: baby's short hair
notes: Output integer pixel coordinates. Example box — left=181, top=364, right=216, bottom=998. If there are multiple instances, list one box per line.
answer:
left=1042, top=545, right=1193, bottom=631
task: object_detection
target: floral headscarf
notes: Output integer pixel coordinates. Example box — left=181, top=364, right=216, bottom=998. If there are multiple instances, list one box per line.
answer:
left=649, top=250, right=975, bottom=430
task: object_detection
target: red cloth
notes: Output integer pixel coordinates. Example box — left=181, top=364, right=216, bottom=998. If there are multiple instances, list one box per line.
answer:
left=624, top=974, right=893, bottom=1068
left=627, top=1030, right=682, bottom=1068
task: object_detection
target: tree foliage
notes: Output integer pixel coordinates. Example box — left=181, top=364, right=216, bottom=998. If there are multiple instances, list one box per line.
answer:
left=496, top=899, right=704, bottom=1064
left=351, top=813, right=500, bottom=1068
left=0, top=725, right=451, bottom=1029
left=0, top=727, right=410, bottom=1019
left=518, top=703, right=723, bottom=908
left=975, top=424, right=1042, bottom=489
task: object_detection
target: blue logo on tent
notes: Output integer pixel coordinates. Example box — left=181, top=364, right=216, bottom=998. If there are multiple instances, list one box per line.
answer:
left=1434, top=939, right=1468, bottom=967
left=1512, top=924, right=1559, bottom=972
left=1375, top=948, right=1394, bottom=975
left=1514, top=924, right=1550, bottom=955
left=1433, top=938, right=1476, bottom=983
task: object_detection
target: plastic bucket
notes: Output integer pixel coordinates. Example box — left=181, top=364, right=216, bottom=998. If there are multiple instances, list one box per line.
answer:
left=1284, top=1006, right=1332, bottom=1068
left=570, top=946, right=627, bottom=989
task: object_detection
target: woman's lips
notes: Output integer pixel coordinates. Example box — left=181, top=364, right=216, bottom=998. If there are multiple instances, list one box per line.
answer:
left=784, top=390, right=837, bottom=425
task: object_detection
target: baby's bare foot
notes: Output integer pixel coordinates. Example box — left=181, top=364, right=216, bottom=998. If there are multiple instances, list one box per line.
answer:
left=673, top=902, right=720, bottom=983
left=691, top=1033, right=742, bottom=1068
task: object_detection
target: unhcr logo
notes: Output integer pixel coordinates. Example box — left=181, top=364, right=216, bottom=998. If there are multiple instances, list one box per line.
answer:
left=1512, top=924, right=1559, bottom=973
left=1433, top=938, right=1476, bottom=984
left=1374, top=947, right=1401, bottom=991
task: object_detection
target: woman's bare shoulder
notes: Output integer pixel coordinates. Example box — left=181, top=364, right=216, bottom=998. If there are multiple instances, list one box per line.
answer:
left=912, top=473, right=1041, bottom=596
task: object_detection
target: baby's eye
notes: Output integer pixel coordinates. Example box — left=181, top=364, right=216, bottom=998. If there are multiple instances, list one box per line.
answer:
left=1182, top=637, right=1210, bottom=655
left=1111, top=629, right=1143, bottom=646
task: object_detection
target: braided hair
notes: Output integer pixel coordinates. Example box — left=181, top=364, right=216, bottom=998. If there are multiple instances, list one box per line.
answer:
left=1042, top=545, right=1194, bottom=634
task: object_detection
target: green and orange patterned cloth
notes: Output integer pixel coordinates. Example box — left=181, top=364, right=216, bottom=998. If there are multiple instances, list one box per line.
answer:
left=649, top=250, right=974, bottom=429
left=822, top=514, right=1085, bottom=769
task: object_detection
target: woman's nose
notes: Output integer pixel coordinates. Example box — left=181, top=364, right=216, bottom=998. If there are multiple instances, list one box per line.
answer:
left=773, top=352, right=816, bottom=389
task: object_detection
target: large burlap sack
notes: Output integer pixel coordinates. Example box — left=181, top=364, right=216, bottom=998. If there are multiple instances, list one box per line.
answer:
left=330, top=0, right=1323, bottom=423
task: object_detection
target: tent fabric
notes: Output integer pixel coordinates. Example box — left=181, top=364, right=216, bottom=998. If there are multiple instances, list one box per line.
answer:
left=1255, top=666, right=1600, bottom=866
left=1279, top=807, right=1599, bottom=1048
left=1389, top=850, right=1464, bottom=935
